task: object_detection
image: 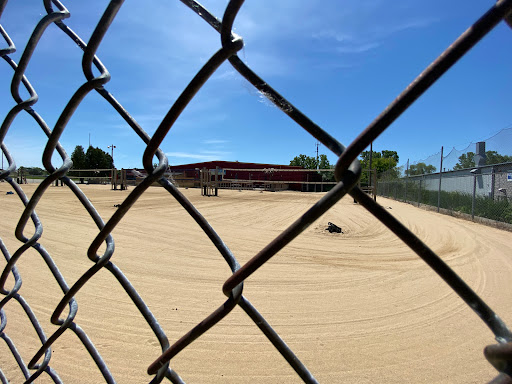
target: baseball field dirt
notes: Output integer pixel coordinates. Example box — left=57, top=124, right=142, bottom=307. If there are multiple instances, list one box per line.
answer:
left=1, top=183, right=510, bottom=383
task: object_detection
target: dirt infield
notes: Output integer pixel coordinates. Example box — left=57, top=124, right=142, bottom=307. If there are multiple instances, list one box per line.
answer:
left=1, top=183, right=511, bottom=383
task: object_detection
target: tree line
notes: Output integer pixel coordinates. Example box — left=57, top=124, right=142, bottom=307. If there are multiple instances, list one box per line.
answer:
left=71, top=145, right=113, bottom=169
left=14, top=146, right=113, bottom=177
left=453, top=151, right=512, bottom=170
left=290, top=148, right=512, bottom=180
left=289, top=150, right=400, bottom=184
left=289, top=153, right=335, bottom=181
left=70, top=145, right=113, bottom=177
left=407, top=150, right=512, bottom=176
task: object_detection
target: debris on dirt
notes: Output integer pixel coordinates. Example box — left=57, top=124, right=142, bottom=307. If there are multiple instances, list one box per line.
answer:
left=6, top=191, right=14, bottom=195
left=114, top=204, right=121, bottom=207
left=326, top=222, right=342, bottom=233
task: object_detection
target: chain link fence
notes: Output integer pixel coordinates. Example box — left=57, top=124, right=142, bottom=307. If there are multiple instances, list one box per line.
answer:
left=378, top=165, right=512, bottom=228
left=1, top=0, right=512, bottom=383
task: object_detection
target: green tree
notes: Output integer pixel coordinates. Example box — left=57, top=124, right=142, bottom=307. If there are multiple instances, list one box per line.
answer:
left=69, top=145, right=113, bottom=177
left=453, top=151, right=512, bottom=170
left=486, top=150, right=512, bottom=165
left=318, top=154, right=334, bottom=181
left=360, top=150, right=381, bottom=163
left=289, top=153, right=333, bottom=170
left=406, top=162, right=436, bottom=176
left=85, top=146, right=113, bottom=169
left=71, top=145, right=87, bottom=169
left=290, top=154, right=318, bottom=169
left=380, top=150, right=399, bottom=163
left=290, top=153, right=334, bottom=182
left=453, top=152, right=475, bottom=170
left=23, top=167, right=47, bottom=175
left=359, top=150, right=399, bottom=169
left=359, top=150, right=399, bottom=181
left=318, top=154, right=330, bottom=170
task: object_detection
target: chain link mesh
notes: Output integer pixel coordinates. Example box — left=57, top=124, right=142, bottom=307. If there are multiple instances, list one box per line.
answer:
left=1, top=0, right=512, bottom=382
left=378, top=168, right=512, bottom=228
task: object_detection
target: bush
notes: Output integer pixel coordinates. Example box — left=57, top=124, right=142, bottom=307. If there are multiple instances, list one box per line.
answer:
left=377, top=181, right=512, bottom=224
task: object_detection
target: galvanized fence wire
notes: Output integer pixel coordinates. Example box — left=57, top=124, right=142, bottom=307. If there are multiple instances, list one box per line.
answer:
left=0, top=0, right=511, bottom=382
left=377, top=170, right=512, bottom=226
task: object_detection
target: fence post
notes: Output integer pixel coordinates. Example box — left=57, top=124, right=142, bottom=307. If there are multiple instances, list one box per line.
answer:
left=200, top=168, right=204, bottom=196
left=405, top=159, right=409, bottom=203
left=373, top=170, right=377, bottom=201
left=471, top=172, right=477, bottom=220
left=491, top=168, right=496, bottom=201
left=437, top=146, right=443, bottom=212
left=418, top=177, right=422, bottom=207
left=215, top=166, right=219, bottom=196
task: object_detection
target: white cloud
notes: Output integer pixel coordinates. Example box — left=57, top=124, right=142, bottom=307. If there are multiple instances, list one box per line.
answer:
left=376, top=18, right=439, bottom=36
left=310, top=5, right=438, bottom=57
left=166, top=151, right=229, bottom=162
left=312, top=30, right=353, bottom=43
left=202, top=139, right=228, bottom=145
left=335, top=42, right=381, bottom=54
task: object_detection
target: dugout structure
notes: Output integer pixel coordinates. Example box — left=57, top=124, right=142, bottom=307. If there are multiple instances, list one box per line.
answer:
left=200, top=167, right=219, bottom=196
left=65, top=168, right=127, bottom=190
left=198, top=166, right=377, bottom=199
left=221, top=167, right=336, bottom=192
left=1, top=1, right=512, bottom=383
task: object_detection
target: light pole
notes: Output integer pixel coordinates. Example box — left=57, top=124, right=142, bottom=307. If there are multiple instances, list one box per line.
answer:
left=108, top=145, right=116, bottom=167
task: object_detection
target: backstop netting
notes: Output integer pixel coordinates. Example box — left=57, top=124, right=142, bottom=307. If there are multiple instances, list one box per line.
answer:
left=1, top=1, right=512, bottom=383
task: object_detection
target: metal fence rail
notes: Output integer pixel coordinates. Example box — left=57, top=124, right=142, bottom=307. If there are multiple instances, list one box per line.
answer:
left=1, top=0, right=512, bottom=383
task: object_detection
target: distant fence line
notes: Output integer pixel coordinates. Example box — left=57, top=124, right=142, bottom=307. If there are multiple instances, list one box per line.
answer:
left=399, top=126, right=512, bottom=172
left=377, top=163, right=512, bottom=227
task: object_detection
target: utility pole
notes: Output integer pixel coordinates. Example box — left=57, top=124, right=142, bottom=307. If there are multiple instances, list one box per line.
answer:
left=108, top=144, right=116, bottom=167
left=316, top=141, right=320, bottom=170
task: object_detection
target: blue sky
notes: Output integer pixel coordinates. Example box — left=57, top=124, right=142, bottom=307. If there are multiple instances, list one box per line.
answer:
left=1, top=0, right=511, bottom=171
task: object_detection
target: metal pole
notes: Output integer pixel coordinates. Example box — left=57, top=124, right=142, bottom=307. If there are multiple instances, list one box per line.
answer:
left=108, top=144, right=116, bottom=167
left=405, top=159, right=409, bottom=202
left=418, top=177, right=422, bottom=207
left=491, top=167, right=496, bottom=201
left=437, top=146, right=443, bottom=212
left=316, top=142, right=319, bottom=170
left=373, top=169, right=377, bottom=201
left=200, top=168, right=204, bottom=196
left=472, top=173, right=477, bottom=220
left=215, top=166, right=219, bottom=196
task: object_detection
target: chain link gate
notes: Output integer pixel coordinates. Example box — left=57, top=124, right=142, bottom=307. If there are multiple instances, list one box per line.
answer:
left=1, top=0, right=512, bottom=382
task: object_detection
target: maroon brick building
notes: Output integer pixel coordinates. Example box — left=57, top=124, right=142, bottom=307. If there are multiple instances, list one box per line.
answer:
left=168, top=161, right=322, bottom=191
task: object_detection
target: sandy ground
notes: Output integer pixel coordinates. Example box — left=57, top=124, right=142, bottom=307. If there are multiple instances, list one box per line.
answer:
left=0, top=182, right=511, bottom=383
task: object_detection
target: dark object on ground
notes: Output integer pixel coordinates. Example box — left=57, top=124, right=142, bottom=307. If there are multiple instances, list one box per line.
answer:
left=326, top=222, right=342, bottom=233
left=114, top=204, right=121, bottom=207
left=6, top=191, right=14, bottom=195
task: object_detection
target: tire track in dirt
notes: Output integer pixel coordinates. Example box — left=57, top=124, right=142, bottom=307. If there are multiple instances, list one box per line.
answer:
left=1, top=185, right=510, bottom=383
